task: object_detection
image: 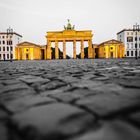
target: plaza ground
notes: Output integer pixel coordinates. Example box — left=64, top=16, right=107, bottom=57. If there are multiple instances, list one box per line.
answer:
left=0, top=59, right=140, bottom=140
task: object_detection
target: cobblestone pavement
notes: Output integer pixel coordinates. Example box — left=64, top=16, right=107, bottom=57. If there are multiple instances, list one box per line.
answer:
left=0, top=59, right=140, bottom=140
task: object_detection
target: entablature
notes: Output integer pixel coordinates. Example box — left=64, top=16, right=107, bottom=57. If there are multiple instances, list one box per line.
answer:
left=46, top=30, right=93, bottom=39
left=47, top=37, right=92, bottom=42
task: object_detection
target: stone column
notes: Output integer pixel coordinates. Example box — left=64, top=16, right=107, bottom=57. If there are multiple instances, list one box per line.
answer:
left=22, top=48, right=24, bottom=60
left=19, top=48, right=21, bottom=60
left=120, top=45, right=122, bottom=58
left=116, top=45, right=118, bottom=58
left=55, top=41, right=59, bottom=59
left=106, top=46, right=109, bottom=58
left=47, top=40, right=51, bottom=59
left=108, top=45, right=110, bottom=58
left=44, top=47, right=46, bottom=60
left=88, top=40, right=93, bottom=59
left=17, top=47, right=19, bottom=60
left=73, top=40, right=76, bottom=59
left=63, top=40, right=66, bottom=59
left=28, top=48, right=30, bottom=60
left=20, top=48, right=21, bottom=60
left=81, top=40, right=84, bottom=59
left=93, top=47, right=95, bottom=58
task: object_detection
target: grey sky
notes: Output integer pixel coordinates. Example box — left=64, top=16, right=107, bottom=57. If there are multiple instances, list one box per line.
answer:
left=0, top=0, right=140, bottom=56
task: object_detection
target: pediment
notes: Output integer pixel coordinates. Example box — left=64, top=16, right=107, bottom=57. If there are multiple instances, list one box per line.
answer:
left=98, top=39, right=123, bottom=46
left=106, top=39, right=121, bottom=44
left=17, top=42, right=39, bottom=47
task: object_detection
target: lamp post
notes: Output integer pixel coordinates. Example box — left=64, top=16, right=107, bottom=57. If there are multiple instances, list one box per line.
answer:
left=7, top=27, right=13, bottom=62
left=133, top=23, right=140, bottom=59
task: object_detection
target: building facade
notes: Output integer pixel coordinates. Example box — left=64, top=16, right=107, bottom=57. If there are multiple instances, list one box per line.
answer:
left=93, top=39, right=125, bottom=58
left=117, top=29, right=140, bottom=58
left=0, top=32, right=22, bottom=60
left=15, top=42, right=46, bottom=60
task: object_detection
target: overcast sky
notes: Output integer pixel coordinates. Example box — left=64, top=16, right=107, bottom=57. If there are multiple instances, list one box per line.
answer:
left=0, top=0, right=140, bottom=56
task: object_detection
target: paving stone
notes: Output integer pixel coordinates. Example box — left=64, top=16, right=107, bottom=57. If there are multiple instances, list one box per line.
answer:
left=57, top=76, right=80, bottom=84
left=0, top=122, right=8, bottom=140
left=1, top=79, right=22, bottom=85
left=71, top=80, right=103, bottom=90
left=40, top=80, right=67, bottom=91
left=116, top=79, right=140, bottom=88
left=0, top=87, right=36, bottom=102
left=93, top=76, right=110, bottom=81
left=122, top=74, right=140, bottom=80
left=49, top=88, right=96, bottom=103
left=18, top=75, right=49, bottom=84
left=69, top=120, right=140, bottom=140
left=0, top=74, right=12, bottom=80
left=89, top=83, right=124, bottom=93
left=123, top=67, right=136, bottom=71
left=11, top=103, right=95, bottom=139
left=0, top=82, right=36, bottom=102
left=130, top=69, right=140, bottom=74
left=76, top=91, right=140, bottom=116
left=128, top=112, right=140, bottom=125
left=4, top=95, right=56, bottom=113
left=0, top=83, right=4, bottom=89
left=42, top=73, right=59, bottom=79
left=41, top=89, right=64, bottom=97
left=0, top=109, right=9, bottom=119
left=80, top=73, right=97, bottom=80
left=0, top=83, right=31, bottom=94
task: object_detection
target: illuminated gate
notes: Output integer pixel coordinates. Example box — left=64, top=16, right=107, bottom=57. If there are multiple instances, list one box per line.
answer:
left=46, top=20, right=93, bottom=59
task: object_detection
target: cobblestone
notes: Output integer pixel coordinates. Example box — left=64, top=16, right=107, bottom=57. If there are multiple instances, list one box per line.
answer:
left=128, top=112, right=140, bottom=126
left=4, top=95, right=56, bottom=113
left=0, top=122, right=8, bottom=140
left=0, top=59, right=140, bottom=140
left=11, top=103, right=94, bottom=140
left=49, top=88, right=95, bottom=103
left=75, top=91, right=140, bottom=117
left=69, top=120, right=140, bottom=140
left=0, top=109, right=9, bottom=120
left=18, top=75, right=50, bottom=84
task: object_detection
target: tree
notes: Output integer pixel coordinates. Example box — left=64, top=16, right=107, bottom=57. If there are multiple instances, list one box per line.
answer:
left=51, top=48, right=70, bottom=59
left=77, top=47, right=88, bottom=59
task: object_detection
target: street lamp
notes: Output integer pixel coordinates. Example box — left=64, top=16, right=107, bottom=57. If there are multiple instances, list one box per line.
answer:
left=133, top=23, right=140, bottom=59
left=7, top=27, right=13, bottom=62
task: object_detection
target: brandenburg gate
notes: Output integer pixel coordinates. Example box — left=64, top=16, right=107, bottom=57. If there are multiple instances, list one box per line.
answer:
left=46, top=20, right=93, bottom=59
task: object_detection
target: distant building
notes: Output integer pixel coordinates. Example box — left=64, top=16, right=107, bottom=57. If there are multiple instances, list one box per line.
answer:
left=15, top=42, right=46, bottom=60
left=93, top=39, right=125, bottom=59
left=117, top=29, right=140, bottom=57
left=0, top=31, right=22, bottom=60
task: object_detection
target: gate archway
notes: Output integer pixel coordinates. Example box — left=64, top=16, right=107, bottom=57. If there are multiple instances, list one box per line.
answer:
left=46, top=20, right=93, bottom=59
